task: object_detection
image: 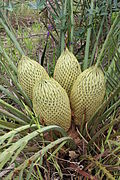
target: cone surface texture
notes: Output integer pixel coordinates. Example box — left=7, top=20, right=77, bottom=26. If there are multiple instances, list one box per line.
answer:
left=33, top=78, right=71, bottom=131
left=18, top=56, right=49, bottom=100
left=54, top=48, right=81, bottom=96
left=70, top=66, right=106, bottom=124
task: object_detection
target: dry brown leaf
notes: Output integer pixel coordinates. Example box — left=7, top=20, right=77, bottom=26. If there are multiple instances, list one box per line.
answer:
left=69, top=151, right=79, bottom=160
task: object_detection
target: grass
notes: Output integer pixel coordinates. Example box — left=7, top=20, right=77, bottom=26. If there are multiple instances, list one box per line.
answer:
left=0, top=0, right=120, bottom=179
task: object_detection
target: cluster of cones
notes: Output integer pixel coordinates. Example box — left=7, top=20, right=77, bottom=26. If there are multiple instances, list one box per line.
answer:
left=18, top=48, right=105, bottom=131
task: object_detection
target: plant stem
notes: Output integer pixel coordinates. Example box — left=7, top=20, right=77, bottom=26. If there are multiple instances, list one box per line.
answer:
left=60, top=0, right=67, bottom=53
left=95, top=13, right=120, bottom=68
left=0, top=119, right=20, bottom=129
left=0, top=18, right=25, bottom=56
left=90, top=17, right=105, bottom=66
left=0, top=44, right=17, bottom=74
left=0, top=98, right=31, bottom=123
left=69, top=0, right=74, bottom=52
left=83, top=0, right=94, bottom=70
left=0, top=85, right=23, bottom=107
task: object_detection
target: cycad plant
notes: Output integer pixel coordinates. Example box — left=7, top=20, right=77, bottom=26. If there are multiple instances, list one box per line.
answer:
left=0, top=0, right=120, bottom=179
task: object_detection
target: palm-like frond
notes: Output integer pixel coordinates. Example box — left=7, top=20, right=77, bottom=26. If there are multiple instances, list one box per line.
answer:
left=0, top=124, right=71, bottom=168
left=0, top=122, right=74, bottom=178
left=6, top=137, right=71, bottom=179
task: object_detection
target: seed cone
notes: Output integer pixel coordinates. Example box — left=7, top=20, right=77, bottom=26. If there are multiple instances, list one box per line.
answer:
left=70, top=66, right=106, bottom=125
left=33, top=78, right=71, bottom=131
left=18, top=56, right=49, bottom=100
left=54, top=48, right=81, bottom=96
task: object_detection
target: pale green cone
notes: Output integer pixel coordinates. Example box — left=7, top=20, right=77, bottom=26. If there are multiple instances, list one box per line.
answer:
left=54, top=48, right=81, bottom=96
left=33, top=78, right=71, bottom=131
left=70, top=66, right=106, bottom=125
left=18, top=56, right=49, bottom=100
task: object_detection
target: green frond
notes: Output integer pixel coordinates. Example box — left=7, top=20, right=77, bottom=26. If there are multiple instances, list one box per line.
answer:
left=4, top=137, right=72, bottom=179
left=0, top=98, right=31, bottom=123
left=88, top=115, right=120, bottom=145
left=86, top=156, right=115, bottom=180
